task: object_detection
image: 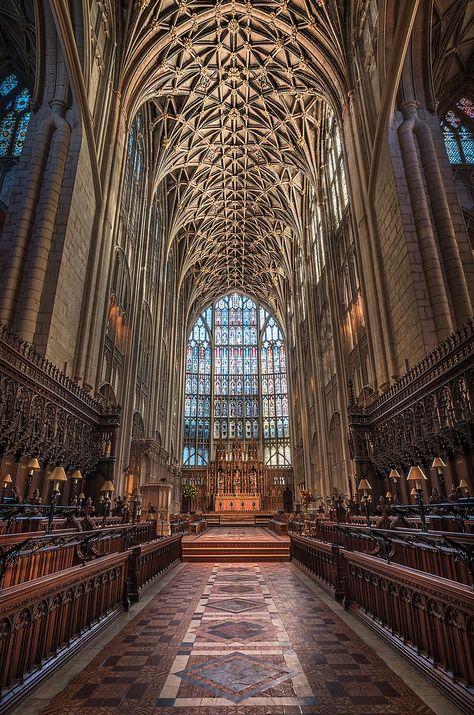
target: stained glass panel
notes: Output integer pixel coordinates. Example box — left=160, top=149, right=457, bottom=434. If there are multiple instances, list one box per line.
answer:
left=0, top=76, right=31, bottom=158
left=183, top=314, right=212, bottom=466
left=0, top=74, right=18, bottom=96
left=183, top=293, right=291, bottom=467
left=442, top=102, right=474, bottom=165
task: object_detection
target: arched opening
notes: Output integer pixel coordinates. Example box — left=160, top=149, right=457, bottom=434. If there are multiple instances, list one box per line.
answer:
left=182, top=292, right=291, bottom=468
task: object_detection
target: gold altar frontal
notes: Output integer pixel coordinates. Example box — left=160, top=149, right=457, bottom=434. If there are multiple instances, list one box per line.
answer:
left=215, top=494, right=260, bottom=511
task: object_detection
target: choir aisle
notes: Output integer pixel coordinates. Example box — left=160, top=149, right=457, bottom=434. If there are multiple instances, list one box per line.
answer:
left=23, top=562, right=461, bottom=715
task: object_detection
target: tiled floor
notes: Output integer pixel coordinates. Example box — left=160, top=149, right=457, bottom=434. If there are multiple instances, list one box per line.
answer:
left=26, top=561, right=461, bottom=715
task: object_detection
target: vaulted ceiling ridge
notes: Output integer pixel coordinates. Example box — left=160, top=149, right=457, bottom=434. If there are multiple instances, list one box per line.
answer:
left=122, top=0, right=348, bottom=308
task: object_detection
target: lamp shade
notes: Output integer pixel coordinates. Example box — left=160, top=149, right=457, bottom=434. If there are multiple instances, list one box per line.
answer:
left=389, top=468, right=401, bottom=480
left=431, top=457, right=446, bottom=470
left=71, top=469, right=82, bottom=480
left=358, top=478, right=372, bottom=491
left=2, top=474, right=12, bottom=484
left=406, top=466, right=427, bottom=482
left=458, top=479, right=469, bottom=489
left=48, top=466, right=68, bottom=482
left=385, top=491, right=393, bottom=499
left=27, top=457, right=41, bottom=470
left=100, top=480, right=115, bottom=493
left=78, top=492, right=85, bottom=500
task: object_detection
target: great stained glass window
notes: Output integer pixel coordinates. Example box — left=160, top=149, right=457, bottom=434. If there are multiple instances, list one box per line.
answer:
left=0, top=74, right=31, bottom=158
left=442, top=98, right=474, bottom=164
left=183, top=294, right=291, bottom=467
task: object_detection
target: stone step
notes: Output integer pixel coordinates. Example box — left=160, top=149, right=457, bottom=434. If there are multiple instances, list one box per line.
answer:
left=182, top=540, right=290, bottom=562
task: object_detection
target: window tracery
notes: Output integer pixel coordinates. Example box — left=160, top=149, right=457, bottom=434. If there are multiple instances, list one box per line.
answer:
left=0, top=74, right=31, bottom=158
left=102, top=249, right=130, bottom=397
left=136, top=305, right=153, bottom=419
left=120, top=112, right=145, bottom=250
left=442, top=98, right=474, bottom=164
left=326, top=110, right=348, bottom=228
left=183, top=293, right=290, bottom=467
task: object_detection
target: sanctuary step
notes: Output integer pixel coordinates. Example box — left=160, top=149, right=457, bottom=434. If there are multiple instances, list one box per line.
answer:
left=182, top=526, right=290, bottom=562
left=204, top=511, right=274, bottom=526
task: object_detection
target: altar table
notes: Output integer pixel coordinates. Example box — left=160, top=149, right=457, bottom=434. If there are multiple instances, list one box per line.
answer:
left=215, top=494, right=260, bottom=511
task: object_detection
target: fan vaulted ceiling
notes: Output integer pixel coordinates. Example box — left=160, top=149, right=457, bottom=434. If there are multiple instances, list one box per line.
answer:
left=122, top=1, right=348, bottom=313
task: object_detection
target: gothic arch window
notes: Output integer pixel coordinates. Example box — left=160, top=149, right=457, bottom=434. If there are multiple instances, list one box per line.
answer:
left=102, top=249, right=131, bottom=396
left=0, top=74, right=31, bottom=158
left=183, top=293, right=291, bottom=468
left=325, top=108, right=349, bottom=228
left=183, top=308, right=212, bottom=467
left=442, top=97, right=474, bottom=164
left=310, top=187, right=325, bottom=283
left=120, top=112, right=145, bottom=248
left=136, top=304, right=153, bottom=418
left=261, top=311, right=291, bottom=466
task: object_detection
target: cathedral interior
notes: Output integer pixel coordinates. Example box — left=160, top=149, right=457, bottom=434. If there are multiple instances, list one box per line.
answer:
left=0, top=1, right=473, bottom=714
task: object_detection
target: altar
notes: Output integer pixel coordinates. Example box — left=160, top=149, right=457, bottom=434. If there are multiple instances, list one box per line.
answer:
left=215, top=494, right=260, bottom=511
left=182, top=439, right=292, bottom=513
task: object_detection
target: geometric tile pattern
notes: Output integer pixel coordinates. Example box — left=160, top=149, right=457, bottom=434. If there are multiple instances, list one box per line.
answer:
left=40, top=559, right=436, bottom=715
left=207, top=597, right=264, bottom=613
left=206, top=620, right=265, bottom=641
left=175, top=651, right=296, bottom=702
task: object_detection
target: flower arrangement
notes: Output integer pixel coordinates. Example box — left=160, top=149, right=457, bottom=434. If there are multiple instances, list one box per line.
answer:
left=182, top=483, right=197, bottom=500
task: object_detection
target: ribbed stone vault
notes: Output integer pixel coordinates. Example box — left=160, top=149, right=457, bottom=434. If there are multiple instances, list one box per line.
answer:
left=122, top=0, right=348, bottom=314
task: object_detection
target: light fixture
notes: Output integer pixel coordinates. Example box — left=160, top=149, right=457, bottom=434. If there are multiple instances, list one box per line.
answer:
left=458, top=479, right=469, bottom=496
left=25, top=457, right=41, bottom=501
left=406, top=466, right=428, bottom=532
left=100, top=480, right=115, bottom=522
left=406, top=465, right=427, bottom=492
left=1, top=474, right=12, bottom=503
left=69, top=469, right=82, bottom=504
left=431, top=457, right=446, bottom=471
left=46, top=466, right=67, bottom=531
left=358, top=478, right=372, bottom=495
left=388, top=468, right=401, bottom=502
left=48, top=466, right=68, bottom=494
left=357, top=478, right=372, bottom=525
left=100, top=480, right=115, bottom=496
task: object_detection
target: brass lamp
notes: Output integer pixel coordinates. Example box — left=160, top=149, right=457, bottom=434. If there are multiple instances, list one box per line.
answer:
left=70, top=469, right=82, bottom=504
left=25, top=457, right=41, bottom=501
left=406, top=465, right=427, bottom=491
left=100, top=480, right=115, bottom=497
left=1, top=474, right=12, bottom=503
left=358, top=478, right=372, bottom=525
left=406, top=466, right=428, bottom=531
left=431, top=456, right=447, bottom=499
left=389, top=468, right=401, bottom=503
left=47, top=466, right=67, bottom=532
left=48, top=466, right=68, bottom=499
left=100, top=480, right=115, bottom=522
